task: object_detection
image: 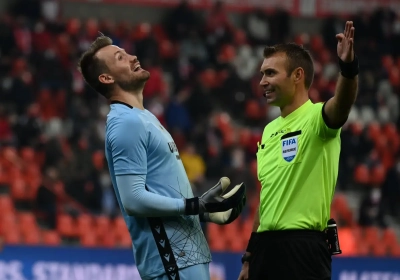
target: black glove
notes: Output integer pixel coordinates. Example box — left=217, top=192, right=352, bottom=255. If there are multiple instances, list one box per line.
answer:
left=185, top=177, right=246, bottom=216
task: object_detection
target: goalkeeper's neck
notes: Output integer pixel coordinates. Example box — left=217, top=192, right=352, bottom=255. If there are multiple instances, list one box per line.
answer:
left=110, top=89, right=144, bottom=110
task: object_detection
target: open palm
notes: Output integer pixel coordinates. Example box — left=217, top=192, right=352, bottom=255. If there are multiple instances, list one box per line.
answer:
left=336, top=21, right=355, bottom=62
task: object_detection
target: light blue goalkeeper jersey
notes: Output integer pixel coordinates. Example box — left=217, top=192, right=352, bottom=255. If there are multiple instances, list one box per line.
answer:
left=105, top=102, right=211, bottom=280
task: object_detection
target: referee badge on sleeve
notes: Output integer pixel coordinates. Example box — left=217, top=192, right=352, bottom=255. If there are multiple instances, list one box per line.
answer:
left=281, top=131, right=301, bottom=162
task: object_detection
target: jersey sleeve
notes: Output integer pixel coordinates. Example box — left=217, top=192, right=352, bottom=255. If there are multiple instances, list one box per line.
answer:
left=107, top=113, right=147, bottom=175
left=310, top=102, right=342, bottom=139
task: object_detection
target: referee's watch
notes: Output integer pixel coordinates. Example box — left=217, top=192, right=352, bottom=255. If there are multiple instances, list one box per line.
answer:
left=241, top=253, right=252, bottom=264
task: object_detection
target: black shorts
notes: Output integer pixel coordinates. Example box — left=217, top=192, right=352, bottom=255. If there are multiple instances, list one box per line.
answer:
left=249, top=230, right=332, bottom=280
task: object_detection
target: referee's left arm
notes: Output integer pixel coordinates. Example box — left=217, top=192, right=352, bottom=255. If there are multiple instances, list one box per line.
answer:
left=323, top=21, right=359, bottom=128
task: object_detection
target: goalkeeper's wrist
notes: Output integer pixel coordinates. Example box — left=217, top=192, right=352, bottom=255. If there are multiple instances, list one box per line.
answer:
left=185, top=197, right=201, bottom=215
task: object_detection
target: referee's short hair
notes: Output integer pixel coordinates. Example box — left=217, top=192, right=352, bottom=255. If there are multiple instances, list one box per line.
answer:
left=264, top=43, right=314, bottom=89
left=78, top=34, right=113, bottom=98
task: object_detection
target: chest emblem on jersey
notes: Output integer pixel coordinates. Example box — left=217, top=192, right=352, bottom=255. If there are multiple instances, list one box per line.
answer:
left=281, top=130, right=301, bottom=162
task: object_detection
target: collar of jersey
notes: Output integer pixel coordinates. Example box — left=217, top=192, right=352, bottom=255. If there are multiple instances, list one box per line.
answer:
left=278, top=99, right=312, bottom=123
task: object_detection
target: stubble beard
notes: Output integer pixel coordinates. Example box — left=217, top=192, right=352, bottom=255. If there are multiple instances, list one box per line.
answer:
left=117, top=71, right=150, bottom=92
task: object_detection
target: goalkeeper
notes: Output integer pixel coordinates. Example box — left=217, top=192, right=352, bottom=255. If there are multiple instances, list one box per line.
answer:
left=78, top=35, right=246, bottom=280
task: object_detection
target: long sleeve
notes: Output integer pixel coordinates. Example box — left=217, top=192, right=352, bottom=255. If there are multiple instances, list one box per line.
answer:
left=116, top=174, right=185, bottom=217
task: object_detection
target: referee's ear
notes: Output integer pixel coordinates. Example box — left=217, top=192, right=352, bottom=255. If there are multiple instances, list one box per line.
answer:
left=292, top=67, right=304, bottom=86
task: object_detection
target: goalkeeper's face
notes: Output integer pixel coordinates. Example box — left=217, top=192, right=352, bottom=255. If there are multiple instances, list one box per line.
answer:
left=259, top=52, right=296, bottom=107
left=96, top=45, right=150, bottom=92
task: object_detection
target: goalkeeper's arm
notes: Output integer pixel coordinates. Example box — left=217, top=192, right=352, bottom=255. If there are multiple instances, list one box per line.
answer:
left=116, top=175, right=245, bottom=218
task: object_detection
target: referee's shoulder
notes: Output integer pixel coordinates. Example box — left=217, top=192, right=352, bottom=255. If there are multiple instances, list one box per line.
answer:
left=263, top=117, right=280, bottom=130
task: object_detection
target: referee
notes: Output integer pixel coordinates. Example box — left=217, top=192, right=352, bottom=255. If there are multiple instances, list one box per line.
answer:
left=238, top=21, right=358, bottom=280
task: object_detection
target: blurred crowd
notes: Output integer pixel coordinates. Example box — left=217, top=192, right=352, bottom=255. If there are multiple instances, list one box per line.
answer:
left=0, top=0, right=399, bottom=240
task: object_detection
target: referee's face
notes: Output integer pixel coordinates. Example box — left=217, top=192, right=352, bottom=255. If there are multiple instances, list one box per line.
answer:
left=259, top=53, right=295, bottom=107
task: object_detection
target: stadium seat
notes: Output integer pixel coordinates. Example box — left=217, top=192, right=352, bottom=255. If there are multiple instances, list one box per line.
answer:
left=370, top=165, right=386, bottom=185
left=382, top=228, right=398, bottom=246
left=101, top=232, right=116, bottom=248
left=353, top=164, right=370, bottom=185
left=242, top=219, right=253, bottom=238
left=238, top=128, right=252, bottom=148
left=56, top=214, right=75, bottom=237
left=81, top=232, right=98, bottom=247
left=20, top=147, right=35, bottom=164
left=209, top=237, right=227, bottom=252
left=356, top=241, right=370, bottom=256
left=389, top=245, right=400, bottom=257
left=113, top=216, right=128, bottom=238
left=367, top=122, right=381, bottom=142
left=228, top=237, right=245, bottom=252
left=364, top=227, right=380, bottom=244
left=23, top=228, right=41, bottom=245
left=0, top=195, right=15, bottom=214
left=116, top=231, right=132, bottom=248
left=371, top=243, right=387, bottom=257
left=207, top=223, right=221, bottom=242
left=0, top=165, right=10, bottom=185
left=94, top=215, right=111, bottom=238
left=1, top=213, right=18, bottom=234
left=18, top=212, right=38, bottom=235
left=337, top=227, right=357, bottom=256
left=10, top=178, right=28, bottom=201
left=76, top=214, right=93, bottom=237
left=4, top=229, right=21, bottom=244
left=42, top=231, right=61, bottom=246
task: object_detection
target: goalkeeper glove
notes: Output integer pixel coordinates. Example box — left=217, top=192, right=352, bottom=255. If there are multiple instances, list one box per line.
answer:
left=199, top=182, right=246, bottom=225
left=185, top=177, right=245, bottom=216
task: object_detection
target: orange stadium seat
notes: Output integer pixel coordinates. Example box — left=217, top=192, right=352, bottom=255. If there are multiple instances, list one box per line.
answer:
left=94, top=215, right=111, bottom=238
left=371, top=243, right=387, bottom=257
left=389, top=245, right=400, bottom=257
left=116, top=230, right=132, bottom=248
left=57, top=214, right=75, bottom=237
left=4, top=229, right=21, bottom=245
left=382, top=228, right=398, bottom=247
left=76, top=214, right=93, bottom=237
left=221, top=220, right=239, bottom=243
left=42, top=231, right=61, bottom=246
left=242, top=219, right=253, bottom=238
left=81, top=232, right=98, bottom=247
left=228, top=238, right=245, bottom=252
left=1, top=213, right=18, bottom=234
left=207, top=223, right=221, bottom=241
left=370, top=165, right=386, bottom=185
left=364, top=227, right=380, bottom=244
left=338, top=227, right=357, bottom=256
left=113, top=216, right=128, bottom=239
left=10, top=178, right=28, bottom=201
left=368, top=122, right=381, bottom=143
left=0, top=166, right=10, bottom=185
left=353, top=164, right=370, bottom=185
left=209, top=237, right=227, bottom=252
left=23, top=228, right=41, bottom=245
left=101, top=232, right=117, bottom=248
left=18, top=212, right=38, bottom=236
left=0, top=195, right=15, bottom=214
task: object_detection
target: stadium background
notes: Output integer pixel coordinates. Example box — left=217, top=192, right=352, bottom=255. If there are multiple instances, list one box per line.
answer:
left=0, top=0, right=399, bottom=279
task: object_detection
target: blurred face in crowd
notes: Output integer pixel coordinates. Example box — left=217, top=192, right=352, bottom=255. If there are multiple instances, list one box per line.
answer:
left=96, top=45, right=150, bottom=92
left=259, top=52, right=303, bottom=107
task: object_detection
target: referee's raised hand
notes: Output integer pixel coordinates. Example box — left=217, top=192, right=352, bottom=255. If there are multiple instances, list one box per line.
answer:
left=336, top=21, right=355, bottom=63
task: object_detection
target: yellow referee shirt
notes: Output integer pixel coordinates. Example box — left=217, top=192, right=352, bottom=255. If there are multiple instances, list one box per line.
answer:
left=257, top=100, right=341, bottom=232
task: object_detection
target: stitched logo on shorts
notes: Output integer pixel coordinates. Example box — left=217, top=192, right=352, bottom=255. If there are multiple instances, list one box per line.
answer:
left=281, top=135, right=298, bottom=162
